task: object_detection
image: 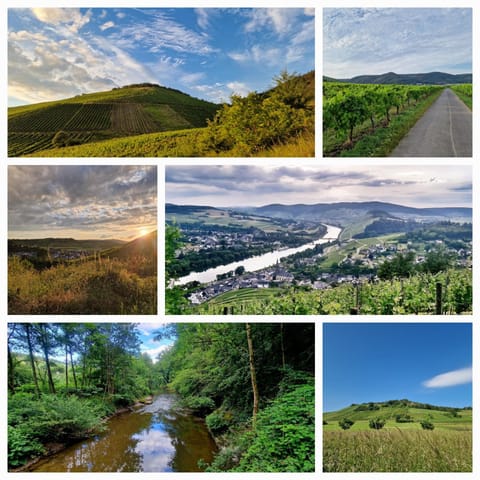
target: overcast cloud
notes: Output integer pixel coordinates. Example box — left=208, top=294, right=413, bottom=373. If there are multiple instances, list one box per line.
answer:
left=9, top=166, right=157, bottom=240
left=165, top=165, right=471, bottom=209
left=324, top=8, right=472, bottom=78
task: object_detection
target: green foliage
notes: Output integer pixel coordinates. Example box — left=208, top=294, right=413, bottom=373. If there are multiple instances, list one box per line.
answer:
left=194, top=268, right=471, bottom=315
left=323, top=82, right=443, bottom=156
left=182, top=396, right=216, bottom=416
left=339, top=418, right=355, bottom=430
left=8, top=425, right=44, bottom=468
left=395, top=413, right=414, bottom=423
left=233, top=382, right=314, bottom=472
left=420, top=420, right=435, bottom=430
left=369, top=418, right=386, bottom=429
left=206, top=408, right=235, bottom=434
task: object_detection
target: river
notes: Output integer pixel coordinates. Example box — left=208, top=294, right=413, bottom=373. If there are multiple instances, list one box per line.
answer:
left=175, top=224, right=342, bottom=285
left=31, top=394, right=217, bottom=472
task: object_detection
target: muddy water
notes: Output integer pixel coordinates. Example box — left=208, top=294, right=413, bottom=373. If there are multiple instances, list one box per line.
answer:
left=31, top=394, right=217, bottom=472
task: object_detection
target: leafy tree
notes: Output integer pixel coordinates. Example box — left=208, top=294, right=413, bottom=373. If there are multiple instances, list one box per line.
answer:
left=420, top=419, right=435, bottom=430
left=339, top=418, right=355, bottom=430
left=165, top=223, right=188, bottom=314
left=369, top=418, right=386, bottom=429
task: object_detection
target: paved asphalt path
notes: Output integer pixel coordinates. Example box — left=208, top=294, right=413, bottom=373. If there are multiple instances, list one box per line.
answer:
left=390, top=88, right=472, bottom=157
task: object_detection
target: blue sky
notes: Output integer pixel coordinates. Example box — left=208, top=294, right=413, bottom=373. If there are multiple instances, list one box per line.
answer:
left=323, top=323, right=472, bottom=412
left=324, top=8, right=472, bottom=78
left=137, top=324, right=175, bottom=363
left=8, top=7, right=314, bottom=107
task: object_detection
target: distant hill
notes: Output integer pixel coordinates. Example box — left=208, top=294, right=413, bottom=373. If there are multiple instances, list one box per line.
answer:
left=8, top=238, right=125, bottom=250
left=8, top=84, right=220, bottom=156
left=103, top=230, right=157, bottom=260
left=324, top=71, right=472, bottom=85
left=240, top=202, right=472, bottom=226
left=324, top=399, right=472, bottom=425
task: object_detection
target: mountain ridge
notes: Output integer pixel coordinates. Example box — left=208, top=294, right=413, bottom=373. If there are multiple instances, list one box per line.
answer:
left=324, top=71, right=472, bottom=85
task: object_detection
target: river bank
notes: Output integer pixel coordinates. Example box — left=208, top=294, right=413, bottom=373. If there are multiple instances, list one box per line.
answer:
left=22, top=393, right=216, bottom=472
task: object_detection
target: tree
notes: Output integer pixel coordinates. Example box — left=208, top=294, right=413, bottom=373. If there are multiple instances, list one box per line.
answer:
left=235, top=265, right=245, bottom=276
left=165, top=224, right=188, bottom=314
left=369, top=418, right=386, bottom=429
left=338, top=418, right=355, bottom=430
left=246, top=323, right=260, bottom=422
left=420, top=419, right=435, bottom=430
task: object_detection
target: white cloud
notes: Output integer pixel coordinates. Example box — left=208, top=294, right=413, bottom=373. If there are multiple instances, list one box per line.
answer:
left=244, top=8, right=300, bottom=36
left=228, top=45, right=282, bottom=67
left=141, top=344, right=171, bottom=363
left=226, top=81, right=251, bottom=97
left=32, top=8, right=91, bottom=33
left=423, top=367, right=472, bottom=388
left=196, top=8, right=210, bottom=30
left=100, top=21, right=115, bottom=31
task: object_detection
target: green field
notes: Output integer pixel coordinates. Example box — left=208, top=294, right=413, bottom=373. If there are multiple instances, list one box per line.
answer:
left=323, top=401, right=472, bottom=472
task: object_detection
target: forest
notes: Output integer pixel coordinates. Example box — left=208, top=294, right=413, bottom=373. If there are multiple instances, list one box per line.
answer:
left=8, top=322, right=315, bottom=472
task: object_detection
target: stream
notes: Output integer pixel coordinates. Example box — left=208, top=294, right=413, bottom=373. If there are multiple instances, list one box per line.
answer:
left=31, top=394, right=217, bottom=472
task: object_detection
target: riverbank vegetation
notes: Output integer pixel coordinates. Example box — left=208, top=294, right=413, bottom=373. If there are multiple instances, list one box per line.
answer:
left=155, top=323, right=315, bottom=472
left=8, top=323, right=161, bottom=469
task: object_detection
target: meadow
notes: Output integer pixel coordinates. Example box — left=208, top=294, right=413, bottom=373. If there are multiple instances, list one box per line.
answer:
left=323, top=401, right=472, bottom=472
left=323, top=429, right=471, bottom=472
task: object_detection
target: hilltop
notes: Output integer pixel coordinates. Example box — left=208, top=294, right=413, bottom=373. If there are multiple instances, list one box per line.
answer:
left=324, top=399, right=472, bottom=432
left=10, top=71, right=315, bottom=158
left=103, top=230, right=157, bottom=261
left=324, top=71, right=472, bottom=85
left=8, top=83, right=220, bottom=156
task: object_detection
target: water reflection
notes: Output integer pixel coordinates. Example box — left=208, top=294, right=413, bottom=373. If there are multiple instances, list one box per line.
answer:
left=32, top=394, right=217, bottom=472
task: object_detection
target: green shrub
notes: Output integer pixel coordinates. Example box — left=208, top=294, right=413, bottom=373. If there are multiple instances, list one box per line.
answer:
left=182, top=396, right=216, bottom=416
left=420, top=420, right=435, bottom=430
left=206, top=408, right=234, bottom=434
left=339, top=418, right=355, bottom=430
left=8, top=425, right=44, bottom=468
left=369, top=418, right=386, bottom=429
left=234, top=382, right=314, bottom=472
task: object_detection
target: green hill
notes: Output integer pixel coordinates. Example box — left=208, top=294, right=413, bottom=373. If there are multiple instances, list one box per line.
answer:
left=8, top=84, right=220, bottom=156
left=324, top=400, right=472, bottom=431
left=325, top=71, right=472, bottom=85
left=11, top=71, right=315, bottom=158
left=103, top=230, right=157, bottom=261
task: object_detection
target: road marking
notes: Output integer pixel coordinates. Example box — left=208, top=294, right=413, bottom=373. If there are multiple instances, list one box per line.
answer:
left=447, top=90, right=458, bottom=157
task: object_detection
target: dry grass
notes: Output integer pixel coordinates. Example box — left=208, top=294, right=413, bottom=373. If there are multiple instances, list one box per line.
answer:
left=323, top=429, right=472, bottom=472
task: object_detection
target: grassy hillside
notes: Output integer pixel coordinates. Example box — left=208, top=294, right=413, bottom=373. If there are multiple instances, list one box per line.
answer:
left=324, top=400, right=472, bottom=431
left=8, top=84, right=220, bottom=157
left=12, top=72, right=314, bottom=158
left=323, top=400, right=472, bottom=472
left=8, top=233, right=157, bottom=314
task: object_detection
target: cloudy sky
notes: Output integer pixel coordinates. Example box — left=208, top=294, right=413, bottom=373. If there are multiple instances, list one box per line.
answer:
left=8, top=7, right=314, bottom=106
left=324, top=323, right=472, bottom=411
left=165, top=165, right=471, bottom=209
left=9, top=166, right=157, bottom=240
left=137, top=323, right=173, bottom=363
left=324, top=8, right=472, bottom=78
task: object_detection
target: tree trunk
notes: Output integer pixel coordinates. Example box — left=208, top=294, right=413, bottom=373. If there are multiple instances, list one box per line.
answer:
left=8, top=345, right=16, bottom=394
left=245, top=323, right=259, bottom=422
left=69, top=346, right=78, bottom=390
left=25, top=324, right=40, bottom=397
left=280, top=323, right=286, bottom=369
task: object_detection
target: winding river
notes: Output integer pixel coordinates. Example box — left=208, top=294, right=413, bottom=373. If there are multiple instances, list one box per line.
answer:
left=31, top=394, right=217, bottom=472
left=175, top=224, right=342, bottom=285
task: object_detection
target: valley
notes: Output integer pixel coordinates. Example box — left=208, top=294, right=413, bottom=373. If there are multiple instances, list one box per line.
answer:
left=166, top=202, right=472, bottom=315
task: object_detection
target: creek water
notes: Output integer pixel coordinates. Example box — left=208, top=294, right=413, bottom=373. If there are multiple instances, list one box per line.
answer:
left=175, top=224, right=342, bottom=285
left=31, top=394, right=217, bottom=472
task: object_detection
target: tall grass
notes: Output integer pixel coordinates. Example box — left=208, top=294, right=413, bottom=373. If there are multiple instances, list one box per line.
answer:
left=323, top=429, right=472, bottom=472
left=8, top=256, right=156, bottom=314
